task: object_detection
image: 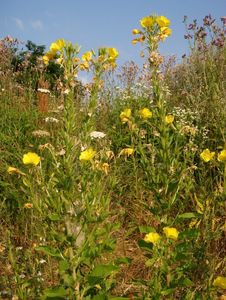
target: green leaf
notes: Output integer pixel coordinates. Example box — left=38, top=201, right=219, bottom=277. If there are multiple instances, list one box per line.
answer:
left=139, top=225, right=155, bottom=233
left=21, top=281, right=30, bottom=289
left=92, top=295, right=107, bottom=300
left=180, top=228, right=200, bottom=239
left=182, top=278, right=194, bottom=287
left=59, top=260, right=70, bottom=272
left=175, top=242, right=191, bottom=255
left=89, top=264, right=119, bottom=278
left=48, top=214, right=61, bottom=221
left=160, top=288, right=175, bottom=296
left=115, top=257, right=132, bottom=265
left=35, top=246, right=62, bottom=258
left=177, top=212, right=197, bottom=219
left=167, top=180, right=179, bottom=193
left=145, top=258, right=156, bottom=267
left=62, top=274, right=74, bottom=286
left=43, top=286, right=67, bottom=298
left=137, top=239, right=153, bottom=251
left=22, top=177, right=30, bottom=187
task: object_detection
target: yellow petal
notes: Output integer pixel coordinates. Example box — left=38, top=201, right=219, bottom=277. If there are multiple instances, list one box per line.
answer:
left=163, top=227, right=179, bottom=240
left=108, top=47, right=119, bottom=59
left=79, top=148, right=96, bottom=161
left=140, top=16, right=155, bottom=28
left=82, top=51, right=92, bottom=62
left=144, top=232, right=161, bottom=245
left=200, top=149, right=215, bottom=162
left=165, top=114, right=174, bottom=124
left=139, top=108, right=153, bottom=119
left=22, top=152, right=40, bottom=166
left=156, top=16, right=171, bottom=27
left=120, top=108, right=132, bottom=123
left=213, top=276, right=226, bottom=289
left=218, top=149, right=226, bottom=162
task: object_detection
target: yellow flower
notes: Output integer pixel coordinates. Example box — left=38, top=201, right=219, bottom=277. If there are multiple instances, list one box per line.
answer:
left=56, top=39, right=66, bottom=49
left=156, top=16, right=171, bottom=27
left=140, top=16, right=155, bottom=28
left=218, top=149, right=226, bottom=162
left=79, top=148, right=96, bottom=161
left=132, top=29, right=141, bottom=35
left=159, top=27, right=172, bottom=40
left=22, top=152, right=40, bottom=166
left=50, top=39, right=65, bottom=53
left=139, top=108, right=153, bottom=119
left=165, top=114, right=174, bottom=124
left=213, top=276, right=226, bottom=289
left=50, top=43, right=59, bottom=53
left=200, top=149, right=215, bottom=162
left=7, top=167, right=25, bottom=176
left=163, top=227, right=179, bottom=240
left=120, top=108, right=132, bottom=123
left=42, top=51, right=55, bottom=65
left=160, top=27, right=172, bottom=36
left=108, top=48, right=119, bottom=59
left=144, top=232, right=161, bottom=245
left=42, top=54, right=50, bottom=65
left=82, top=51, right=92, bottom=62
left=24, top=203, right=33, bottom=209
left=119, top=148, right=134, bottom=157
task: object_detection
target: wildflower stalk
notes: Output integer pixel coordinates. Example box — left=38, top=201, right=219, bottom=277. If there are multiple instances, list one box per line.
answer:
left=134, top=15, right=181, bottom=211
left=34, top=40, right=120, bottom=298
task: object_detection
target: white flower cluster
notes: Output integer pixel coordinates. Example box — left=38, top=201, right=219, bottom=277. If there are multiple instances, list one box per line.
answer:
left=90, top=131, right=106, bottom=139
left=45, top=117, right=59, bottom=123
left=37, top=88, right=50, bottom=94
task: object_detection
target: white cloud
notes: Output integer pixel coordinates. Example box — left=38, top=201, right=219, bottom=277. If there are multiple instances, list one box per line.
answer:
left=13, top=17, right=24, bottom=30
left=31, top=20, right=43, bottom=30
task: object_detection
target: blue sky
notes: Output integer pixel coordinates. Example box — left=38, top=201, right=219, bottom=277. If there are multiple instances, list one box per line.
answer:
left=1, top=0, right=225, bottom=67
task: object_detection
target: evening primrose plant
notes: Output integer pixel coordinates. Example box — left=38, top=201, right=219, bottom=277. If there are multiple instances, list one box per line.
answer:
left=10, top=144, right=119, bottom=298
left=80, top=47, right=119, bottom=112
left=113, top=16, right=224, bottom=297
left=132, top=15, right=172, bottom=60
left=43, top=39, right=80, bottom=88
left=40, top=43, right=119, bottom=299
left=138, top=223, right=224, bottom=299
left=79, top=47, right=119, bottom=143
left=138, top=226, right=183, bottom=298
left=200, top=146, right=226, bottom=194
left=5, top=39, right=121, bottom=299
left=129, top=14, right=194, bottom=216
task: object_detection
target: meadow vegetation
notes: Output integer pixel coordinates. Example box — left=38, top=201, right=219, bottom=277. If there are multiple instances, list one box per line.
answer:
left=0, top=14, right=225, bottom=300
